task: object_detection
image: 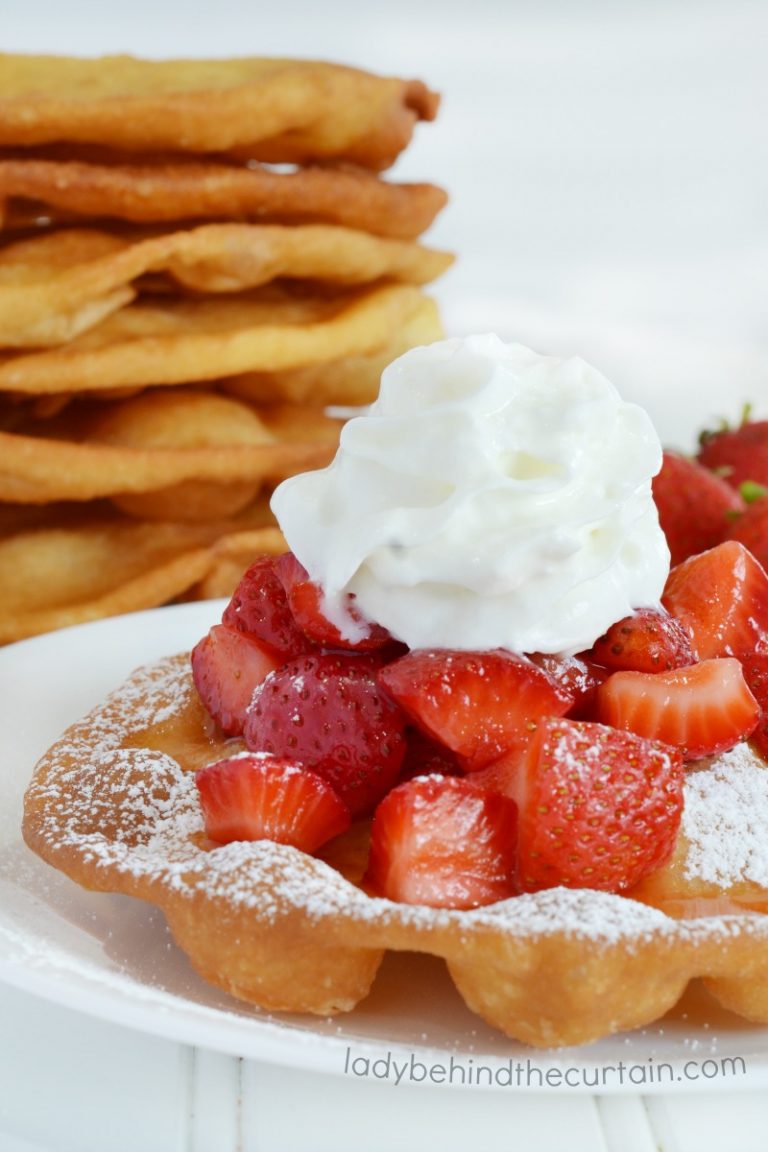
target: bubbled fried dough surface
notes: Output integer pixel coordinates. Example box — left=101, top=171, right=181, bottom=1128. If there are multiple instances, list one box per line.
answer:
left=0, top=56, right=437, bottom=170
left=0, top=158, right=447, bottom=238
left=22, top=654, right=768, bottom=1047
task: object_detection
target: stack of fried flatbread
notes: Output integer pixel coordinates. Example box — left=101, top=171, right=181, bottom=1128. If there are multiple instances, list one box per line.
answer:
left=0, top=54, right=451, bottom=642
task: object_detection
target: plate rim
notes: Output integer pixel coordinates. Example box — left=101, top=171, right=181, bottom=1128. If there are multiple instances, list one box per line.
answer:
left=3, top=602, right=768, bottom=1091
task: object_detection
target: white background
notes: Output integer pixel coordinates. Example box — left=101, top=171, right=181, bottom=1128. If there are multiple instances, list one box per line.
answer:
left=3, top=0, right=768, bottom=444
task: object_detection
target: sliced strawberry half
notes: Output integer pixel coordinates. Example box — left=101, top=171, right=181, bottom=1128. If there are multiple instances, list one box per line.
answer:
left=222, top=555, right=314, bottom=660
left=595, top=657, right=760, bottom=759
left=662, top=540, right=768, bottom=660
left=191, top=623, right=281, bottom=737
left=474, top=718, right=684, bottom=894
left=587, top=607, right=694, bottom=673
left=196, top=754, right=350, bottom=852
left=652, top=449, right=744, bottom=565
left=378, top=649, right=574, bottom=770
left=275, top=552, right=394, bottom=652
left=244, top=651, right=407, bottom=817
left=365, top=774, right=518, bottom=909
left=528, top=652, right=610, bottom=719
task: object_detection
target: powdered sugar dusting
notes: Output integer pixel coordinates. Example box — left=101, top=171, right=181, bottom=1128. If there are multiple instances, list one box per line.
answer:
left=25, top=659, right=768, bottom=957
left=683, top=742, right=768, bottom=887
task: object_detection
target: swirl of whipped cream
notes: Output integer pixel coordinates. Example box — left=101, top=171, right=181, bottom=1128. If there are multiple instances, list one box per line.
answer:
left=271, top=334, right=670, bottom=655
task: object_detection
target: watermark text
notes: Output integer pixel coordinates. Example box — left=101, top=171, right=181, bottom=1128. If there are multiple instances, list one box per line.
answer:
left=343, top=1047, right=748, bottom=1089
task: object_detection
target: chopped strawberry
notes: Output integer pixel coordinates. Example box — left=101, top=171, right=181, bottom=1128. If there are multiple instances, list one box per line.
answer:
left=472, top=718, right=683, bottom=894
left=587, top=607, right=694, bottom=673
left=244, top=651, right=406, bottom=817
left=398, top=727, right=464, bottom=783
left=698, top=414, right=768, bottom=491
left=739, top=651, right=768, bottom=761
left=195, top=754, right=350, bottom=852
left=527, top=652, right=609, bottom=719
left=378, top=649, right=573, bottom=770
left=466, top=747, right=528, bottom=797
left=222, top=555, right=313, bottom=660
left=727, top=496, right=768, bottom=573
left=652, top=450, right=744, bottom=565
left=191, top=624, right=281, bottom=737
left=365, top=774, right=518, bottom=909
left=661, top=540, right=768, bottom=660
left=275, top=552, right=394, bottom=652
left=595, top=657, right=760, bottom=759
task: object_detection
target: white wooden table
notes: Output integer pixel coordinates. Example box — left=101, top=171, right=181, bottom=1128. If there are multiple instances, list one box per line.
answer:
left=3, top=979, right=768, bottom=1152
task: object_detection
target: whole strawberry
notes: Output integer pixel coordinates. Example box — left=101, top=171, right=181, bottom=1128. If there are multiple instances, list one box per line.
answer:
left=698, top=411, right=768, bottom=491
left=652, top=450, right=744, bottom=565
left=244, top=651, right=407, bottom=817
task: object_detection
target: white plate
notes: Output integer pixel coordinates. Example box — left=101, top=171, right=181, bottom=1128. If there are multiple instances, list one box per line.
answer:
left=2, top=602, right=768, bottom=1092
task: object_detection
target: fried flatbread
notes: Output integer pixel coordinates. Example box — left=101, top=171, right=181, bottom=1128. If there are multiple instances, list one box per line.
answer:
left=0, top=158, right=447, bottom=238
left=0, top=499, right=284, bottom=643
left=0, top=224, right=452, bottom=347
left=0, top=55, right=438, bottom=170
left=0, top=389, right=339, bottom=510
left=224, top=294, right=442, bottom=405
left=0, top=283, right=432, bottom=394
left=22, top=655, right=768, bottom=1045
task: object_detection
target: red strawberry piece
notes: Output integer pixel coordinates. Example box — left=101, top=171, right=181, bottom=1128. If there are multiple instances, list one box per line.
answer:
left=365, top=774, right=518, bottom=909
left=473, top=717, right=683, bottom=894
left=727, top=496, right=768, bottom=573
left=528, top=652, right=610, bottom=719
left=191, top=624, right=281, bottom=737
left=652, top=450, right=744, bottom=565
left=466, top=747, right=528, bottom=797
left=662, top=540, right=768, bottom=660
left=595, top=657, right=760, bottom=759
left=195, top=754, right=350, bottom=852
left=587, top=607, right=694, bottom=673
left=739, top=651, right=768, bottom=762
left=221, top=555, right=313, bottom=660
left=378, top=649, right=574, bottom=771
left=698, top=417, right=768, bottom=491
left=244, top=651, right=407, bottom=817
left=275, top=551, right=394, bottom=652
left=397, top=727, right=463, bottom=783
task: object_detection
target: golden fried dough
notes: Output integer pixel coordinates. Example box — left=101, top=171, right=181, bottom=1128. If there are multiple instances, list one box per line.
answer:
left=0, top=158, right=447, bottom=238
left=0, top=502, right=284, bottom=643
left=0, top=390, right=339, bottom=510
left=181, top=527, right=286, bottom=600
left=224, top=293, right=442, bottom=405
left=0, top=51, right=448, bottom=641
left=0, top=283, right=432, bottom=394
left=0, top=224, right=452, bottom=347
left=23, top=656, right=768, bottom=1045
left=0, top=55, right=437, bottom=169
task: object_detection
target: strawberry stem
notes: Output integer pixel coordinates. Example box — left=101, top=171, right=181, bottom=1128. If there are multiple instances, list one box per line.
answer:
left=740, top=480, right=768, bottom=504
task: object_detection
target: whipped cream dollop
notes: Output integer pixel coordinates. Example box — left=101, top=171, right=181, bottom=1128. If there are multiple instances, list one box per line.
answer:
left=271, top=334, right=670, bottom=655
